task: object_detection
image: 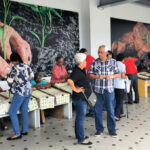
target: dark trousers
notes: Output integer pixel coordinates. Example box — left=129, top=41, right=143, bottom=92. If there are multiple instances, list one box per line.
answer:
left=127, top=73, right=139, bottom=103
left=115, top=89, right=124, bottom=118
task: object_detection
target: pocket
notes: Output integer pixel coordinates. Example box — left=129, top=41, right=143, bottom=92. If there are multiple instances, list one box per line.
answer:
left=95, top=66, right=101, bottom=74
left=106, top=66, right=113, bottom=72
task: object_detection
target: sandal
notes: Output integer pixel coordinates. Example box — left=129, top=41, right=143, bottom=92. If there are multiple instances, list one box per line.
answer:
left=80, top=141, right=92, bottom=145
left=115, top=116, right=120, bottom=121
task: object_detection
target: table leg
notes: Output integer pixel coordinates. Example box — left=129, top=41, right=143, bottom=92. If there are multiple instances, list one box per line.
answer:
left=40, top=110, right=46, bottom=123
left=63, top=101, right=72, bottom=119
left=28, top=109, right=40, bottom=128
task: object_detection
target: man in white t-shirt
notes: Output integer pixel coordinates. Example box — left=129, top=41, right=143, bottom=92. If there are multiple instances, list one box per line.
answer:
left=114, top=53, right=127, bottom=121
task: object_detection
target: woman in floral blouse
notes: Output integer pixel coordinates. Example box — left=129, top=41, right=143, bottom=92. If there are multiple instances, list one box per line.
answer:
left=7, top=52, right=34, bottom=140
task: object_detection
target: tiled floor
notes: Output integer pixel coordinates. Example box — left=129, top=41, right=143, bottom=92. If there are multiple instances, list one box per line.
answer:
left=1, top=97, right=150, bottom=150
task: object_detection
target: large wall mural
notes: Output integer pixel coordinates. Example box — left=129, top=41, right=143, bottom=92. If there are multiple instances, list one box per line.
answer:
left=111, top=18, right=150, bottom=63
left=0, top=0, right=79, bottom=77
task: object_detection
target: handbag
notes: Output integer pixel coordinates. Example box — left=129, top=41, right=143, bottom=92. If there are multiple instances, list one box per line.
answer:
left=82, top=84, right=97, bottom=107
left=124, top=77, right=131, bottom=93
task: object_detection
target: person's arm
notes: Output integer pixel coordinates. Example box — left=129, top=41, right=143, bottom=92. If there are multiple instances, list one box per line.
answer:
left=106, top=60, right=120, bottom=80
left=121, top=64, right=127, bottom=79
left=128, top=57, right=138, bottom=62
left=88, top=74, right=105, bottom=80
left=34, top=83, right=51, bottom=88
left=33, top=80, right=51, bottom=88
left=67, top=79, right=84, bottom=93
left=105, top=74, right=120, bottom=80
left=121, top=72, right=127, bottom=79
left=7, top=66, right=17, bottom=87
left=61, top=67, right=69, bottom=79
left=88, top=60, right=104, bottom=80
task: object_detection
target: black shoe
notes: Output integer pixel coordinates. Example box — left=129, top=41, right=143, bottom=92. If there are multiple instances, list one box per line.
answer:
left=21, top=132, right=28, bottom=135
left=95, top=132, right=102, bottom=137
left=109, top=133, right=117, bottom=138
left=7, top=135, right=22, bottom=140
left=128, top=101, right=133, bottom=104
left=80, top=141, right=92, bottom=145
left=85, top=136, right=89, bottom=139
left=86, top=113, right=94, bottom=117
left=134, top=101, right=139, bottom=104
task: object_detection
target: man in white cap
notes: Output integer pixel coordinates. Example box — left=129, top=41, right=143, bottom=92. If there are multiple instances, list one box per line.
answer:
left=88, top=45, right=120, bottom=137
left=68, top=53, right=92, bottom=145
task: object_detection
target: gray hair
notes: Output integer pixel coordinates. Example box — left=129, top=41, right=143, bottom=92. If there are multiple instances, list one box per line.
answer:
left=99, top=45, right=109, bottom=52
left=74, top=53, right=86, bottom=65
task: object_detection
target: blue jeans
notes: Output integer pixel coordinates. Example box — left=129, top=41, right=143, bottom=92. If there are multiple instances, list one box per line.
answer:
left=72, top=99, right=88, bottom=143
left=9, top=93, right=30, bottom=136
left=89, top=106, right=95, bottom=115
left=95, top=91, right=116, bottom=134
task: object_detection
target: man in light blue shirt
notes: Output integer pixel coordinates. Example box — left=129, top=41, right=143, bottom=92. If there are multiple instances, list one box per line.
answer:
left=114, top=53, right=127, bottom=121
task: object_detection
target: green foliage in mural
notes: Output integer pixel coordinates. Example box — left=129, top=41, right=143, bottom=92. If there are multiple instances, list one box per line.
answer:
left=1, top=0, right=24, bottom=60
left=143, top=31, right=150, bottom=45
left=20, top=3, right=64, bottom=48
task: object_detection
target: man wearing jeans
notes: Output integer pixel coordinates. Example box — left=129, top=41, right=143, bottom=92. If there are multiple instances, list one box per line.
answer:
left=88, top=45, right=120, bottom=137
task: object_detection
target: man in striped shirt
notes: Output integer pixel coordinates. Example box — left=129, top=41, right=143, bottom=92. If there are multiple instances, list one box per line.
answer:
left=88, top=45, right=120, bottom=137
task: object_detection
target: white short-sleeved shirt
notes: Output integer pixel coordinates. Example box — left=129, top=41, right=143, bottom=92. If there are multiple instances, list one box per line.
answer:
left=114, top=61, right=126, bottom=89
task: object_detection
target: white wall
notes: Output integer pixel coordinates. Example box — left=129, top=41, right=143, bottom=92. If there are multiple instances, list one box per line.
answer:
left=89, top=0, right=150, bottom=58
left=89, top=0, right=110, bottom=58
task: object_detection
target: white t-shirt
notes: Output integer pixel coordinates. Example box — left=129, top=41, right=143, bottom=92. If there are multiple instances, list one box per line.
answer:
left=114, top=61, right=126, bottom=89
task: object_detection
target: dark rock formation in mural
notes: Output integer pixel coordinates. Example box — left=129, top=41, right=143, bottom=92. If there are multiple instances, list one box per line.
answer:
left=0, top=1, right=79, bottom=77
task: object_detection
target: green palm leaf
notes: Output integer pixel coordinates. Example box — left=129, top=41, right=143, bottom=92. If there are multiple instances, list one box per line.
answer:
left=44, top=28, right=52, bottom=41
left=9, top=16, right=24, bottom=26
left=20, top=3, right=39, bottom=13
left=50, top=8, right=64, bottom=21
left=29, top=30, right=41, bottom=45
left=143, top=32, right=150, bottom=45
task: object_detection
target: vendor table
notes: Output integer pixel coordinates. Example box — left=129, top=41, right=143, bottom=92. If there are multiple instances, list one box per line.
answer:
left=138, top=72, right=150, bottom=98
left=0, top=84, right=72, bottom=128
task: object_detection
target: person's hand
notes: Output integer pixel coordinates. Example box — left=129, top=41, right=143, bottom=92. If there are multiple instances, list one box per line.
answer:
left=99, top=75, right=105, bottom=80
left=0, top=22, right=32, bottom=77
left=105, top=75, right=113, bottom=80
left=43, top=83, right=51, bottom=88
left=75, top=87, right=85, bottom=93
left=61, top=74, right=69, bottom=79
